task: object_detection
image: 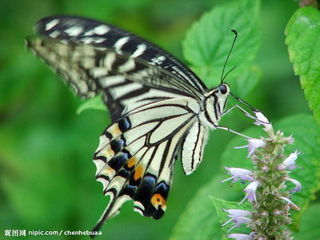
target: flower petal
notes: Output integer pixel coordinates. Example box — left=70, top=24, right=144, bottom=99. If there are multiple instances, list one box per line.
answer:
left=279, top=196, right=300, bottom=211
left=247, top=138, right=266, bottom=156
left=243, top=180, right=260, bottom=203
left=228, top=233, right=252, bottom=240
left=254, top=111, right=272, bottom=131
left=285, top=177, right=302, bottom=192
left=224, top=209, right=252, bottom=218
left=278, top=150, right=300, bottom=170
left=222, top=167, right=254, bottom=182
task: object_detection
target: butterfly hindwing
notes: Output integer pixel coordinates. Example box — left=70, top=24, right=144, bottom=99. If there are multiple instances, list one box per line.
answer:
left=181, top=121, right=209, bottom=175
left=93, top=100, right=198, bottom=227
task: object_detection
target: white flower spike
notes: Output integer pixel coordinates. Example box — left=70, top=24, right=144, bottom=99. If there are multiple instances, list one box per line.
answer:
left=222, top=110, right=300, bottom=239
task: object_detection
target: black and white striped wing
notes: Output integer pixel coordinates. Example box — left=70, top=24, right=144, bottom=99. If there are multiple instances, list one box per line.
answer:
left=26, top=15, right=210, bottom=230
left=92, top=99, right=200, bottom=230
left=27, top=36, right=202, bottom=121
left=28, top=16, right=207, bottom=106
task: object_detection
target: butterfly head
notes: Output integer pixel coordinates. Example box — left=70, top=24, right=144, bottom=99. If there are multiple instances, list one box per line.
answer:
left=216, top=82, right=230, bottom=116
left=216, top=83, right=230, bottom=112
left=203, top=83, right=230, bottom=127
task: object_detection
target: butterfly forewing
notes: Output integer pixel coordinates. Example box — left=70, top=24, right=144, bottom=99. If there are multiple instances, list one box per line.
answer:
left=27, top=36, right=204, bottom=120
left=26, top=15, right=213, bottom=232
left=33, top=16, right=207, bottom=95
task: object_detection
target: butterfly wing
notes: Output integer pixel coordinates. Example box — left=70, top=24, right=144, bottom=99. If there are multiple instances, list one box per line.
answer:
left=37, top=16, right=206, bottom=91
left=30, top=16, right=207, bottom=97
left=27, top=36, right=203, bottom=120
left=93, top=99, right=198, bottom=231
left=181, top=121, right=209, bottom=175
left=26, top=15, right=210, bottom=231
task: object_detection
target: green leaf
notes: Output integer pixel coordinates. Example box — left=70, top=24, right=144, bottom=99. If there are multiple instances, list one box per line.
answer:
left=231, top=65, right=261, bottom=98
left=77, top=96, right=106, bottom=114
left=293, top=203, right=320, bottom=239
left=183, top=0, right=261, bottom=95
left=285, top=7, right=320, bottom=126
left=169, top=176, right=240, bottom=240
left=220, top=114, right=320, bottom=227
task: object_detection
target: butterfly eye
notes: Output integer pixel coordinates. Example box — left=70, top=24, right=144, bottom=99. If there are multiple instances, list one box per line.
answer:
left=219, top=84, right=228, bottom=94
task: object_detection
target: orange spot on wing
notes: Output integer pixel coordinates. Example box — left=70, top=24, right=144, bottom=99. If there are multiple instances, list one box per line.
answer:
left=151, top=193, right=167, bottom=209
left=127, top=156, right=137, bottom=168
left=134, top=164, right=145, bottom=181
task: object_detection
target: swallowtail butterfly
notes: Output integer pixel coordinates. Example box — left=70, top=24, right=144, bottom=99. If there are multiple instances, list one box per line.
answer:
left=26, top=16, right=257, bottom=233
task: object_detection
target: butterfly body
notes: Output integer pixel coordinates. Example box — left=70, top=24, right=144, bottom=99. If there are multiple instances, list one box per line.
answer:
left=26, top=16, right=230, bottom=232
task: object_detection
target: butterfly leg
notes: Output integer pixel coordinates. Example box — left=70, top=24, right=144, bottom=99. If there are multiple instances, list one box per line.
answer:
left=215, top=125, right=251, bottom=139
left=222, top=104, right=269, bottom=126
left=222, top=104, right=256, bottom=120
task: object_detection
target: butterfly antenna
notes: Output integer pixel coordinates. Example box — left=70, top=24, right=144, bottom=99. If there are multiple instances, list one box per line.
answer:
left=222, top=65, right=237, bottom=82
left=220, top=29, right=238, bottom=84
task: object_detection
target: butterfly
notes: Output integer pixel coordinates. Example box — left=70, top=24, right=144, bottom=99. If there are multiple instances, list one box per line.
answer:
left=26, top=15, right=257, bottom=234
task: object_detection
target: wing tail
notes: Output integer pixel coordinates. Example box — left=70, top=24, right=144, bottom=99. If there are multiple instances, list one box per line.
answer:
left=91, top=194, right=130, bottom=237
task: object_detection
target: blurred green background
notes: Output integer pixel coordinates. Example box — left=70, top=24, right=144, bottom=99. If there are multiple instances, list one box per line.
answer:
left=0, top=0, right=311, bottom=239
